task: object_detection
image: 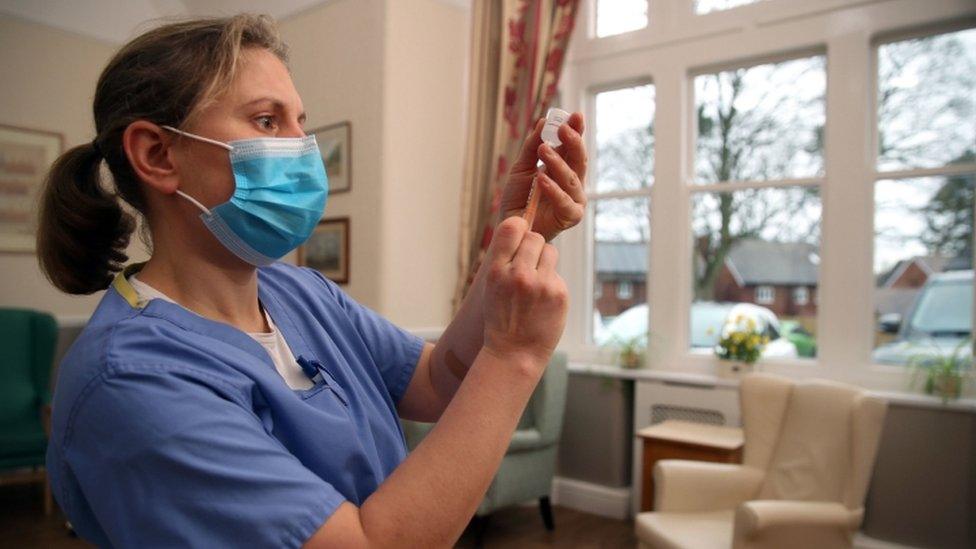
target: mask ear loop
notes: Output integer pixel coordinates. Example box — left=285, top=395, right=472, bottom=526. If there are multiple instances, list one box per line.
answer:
left=161, top=125, right=234, bottom=216
left=161, top=125, right=233, bottom=150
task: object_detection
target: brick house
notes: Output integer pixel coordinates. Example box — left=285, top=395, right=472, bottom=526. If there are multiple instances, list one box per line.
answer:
left=594, top=241, right=647, bottom=320
left=712, top=239, right=819, bottom=319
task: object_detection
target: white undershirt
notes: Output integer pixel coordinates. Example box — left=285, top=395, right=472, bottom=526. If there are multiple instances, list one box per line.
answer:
left=128, top=274, right=314, bottom=390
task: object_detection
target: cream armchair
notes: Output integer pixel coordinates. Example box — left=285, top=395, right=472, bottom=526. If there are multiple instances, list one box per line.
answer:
left=635, top=374, right=887, bottom=549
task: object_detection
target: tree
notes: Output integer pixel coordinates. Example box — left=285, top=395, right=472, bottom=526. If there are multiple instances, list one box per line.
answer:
left=691, top=59, right=824, bottom=300
left=594, top=121, right=653, bottom=243
left=876, top=30, right=976, bottom=273
left=918, top=151, right=975, bottom=267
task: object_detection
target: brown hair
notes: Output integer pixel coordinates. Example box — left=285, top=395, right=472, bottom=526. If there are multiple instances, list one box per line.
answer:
left=36, top=14, right=288, bottom=294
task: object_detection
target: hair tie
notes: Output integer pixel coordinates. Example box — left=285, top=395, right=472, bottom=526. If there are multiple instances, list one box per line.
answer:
left=91, top=138, right=103, bottom=157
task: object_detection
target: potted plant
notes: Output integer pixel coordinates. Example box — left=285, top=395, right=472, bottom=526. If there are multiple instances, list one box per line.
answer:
left=604, top=334, right=646, bottom=369
left=908, top=340, right=973, bottom=403
left=714, top=315, right=769, bottom=377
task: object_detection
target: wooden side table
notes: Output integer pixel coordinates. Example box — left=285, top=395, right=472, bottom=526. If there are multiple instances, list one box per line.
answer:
left=636, top=420, right=744, bottom=512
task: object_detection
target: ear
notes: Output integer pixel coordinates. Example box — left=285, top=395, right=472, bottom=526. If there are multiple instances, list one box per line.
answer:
left=123, top=120, right=179, bottom=195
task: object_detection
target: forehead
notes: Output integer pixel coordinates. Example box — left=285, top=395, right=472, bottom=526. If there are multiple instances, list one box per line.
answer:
left=223, top=48, right=303, bottom=110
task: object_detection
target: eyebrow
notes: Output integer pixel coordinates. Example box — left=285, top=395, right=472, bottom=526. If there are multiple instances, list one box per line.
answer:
left=241, top=97, right=307, bottom=124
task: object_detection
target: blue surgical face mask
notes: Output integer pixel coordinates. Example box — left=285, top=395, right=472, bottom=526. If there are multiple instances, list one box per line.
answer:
left=162, top=125, right=329, bottom=266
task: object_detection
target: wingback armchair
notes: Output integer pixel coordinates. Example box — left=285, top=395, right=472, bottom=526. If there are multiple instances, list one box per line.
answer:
left=636, top=373, right=888, bottom=549
left=0, top=308, right=59, bottom=515
left=401, top=351, right=568, bottom=531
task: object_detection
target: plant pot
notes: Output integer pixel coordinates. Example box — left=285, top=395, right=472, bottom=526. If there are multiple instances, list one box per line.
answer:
left=717, top=361, right=756, bottom=379
left=619, top=350, right=644, bottom=369
left=931, top=374, right=962, bottom=401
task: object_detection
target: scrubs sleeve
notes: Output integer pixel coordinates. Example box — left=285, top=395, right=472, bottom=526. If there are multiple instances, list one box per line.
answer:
left=64, top=365, right=345, bottom=549
left=307, top=269, right=425, bottom=404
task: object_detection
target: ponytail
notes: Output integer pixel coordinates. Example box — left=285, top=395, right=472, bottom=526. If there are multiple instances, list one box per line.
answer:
left=36, top=142, right=136, bottom=294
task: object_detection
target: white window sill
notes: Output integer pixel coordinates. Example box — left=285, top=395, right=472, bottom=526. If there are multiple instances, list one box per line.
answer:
left=567, top=361, right=976, bottom=414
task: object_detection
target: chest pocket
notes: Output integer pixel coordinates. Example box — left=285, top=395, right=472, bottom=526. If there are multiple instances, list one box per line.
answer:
left=296, top=355, right=349, bottom=407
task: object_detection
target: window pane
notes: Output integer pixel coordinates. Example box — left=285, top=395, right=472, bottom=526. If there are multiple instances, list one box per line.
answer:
left=695, top=56, right=826, bottom=184
left=691, top=187, right=821, bottom=359
left=595, top=85, right=655, bottom=193
left=593, top=197, right=649, bottom=345
left=596, top=0, right=648, bottom=38
left=696, top=0, right=762, bottom=15
left=877, top=28, right=976, bottom=172
left=872, top=175, right=975, bottom=366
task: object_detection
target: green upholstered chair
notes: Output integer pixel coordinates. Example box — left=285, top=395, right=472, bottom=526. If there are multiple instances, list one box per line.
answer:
left=0, top=308, right=58, bottom=514
left=401, top=351, right=569, bottom=535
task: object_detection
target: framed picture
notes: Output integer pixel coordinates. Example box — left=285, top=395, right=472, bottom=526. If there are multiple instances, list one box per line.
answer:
left=0, top=124, right=64, bottom=253
left=310, top=121, right=351, bottom=194
left=298, top=217, right=350, bottom=284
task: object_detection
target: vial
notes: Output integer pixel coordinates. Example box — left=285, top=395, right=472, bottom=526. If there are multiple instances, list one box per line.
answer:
left=541, top=108, right=570, bottom=148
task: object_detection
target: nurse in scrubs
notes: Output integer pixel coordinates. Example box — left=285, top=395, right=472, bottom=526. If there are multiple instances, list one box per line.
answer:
left=38, top=14, right=588, bottom=548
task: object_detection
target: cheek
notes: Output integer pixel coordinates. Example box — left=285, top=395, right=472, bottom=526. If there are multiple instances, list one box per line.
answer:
left=185, top=152, right=235, bottom=205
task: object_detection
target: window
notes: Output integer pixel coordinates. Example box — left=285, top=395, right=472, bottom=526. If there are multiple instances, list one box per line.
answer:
left=617, top=280, right=634, bottom=299
left=793, top=286, right=809, bottom=306
left=596, top=0, right=648, bottom=38
left=591, top=84, right=654, bottom=344
left=691, top=55, right=825, bottom=360
left=872, top=28, right=976, bottom=366
left=695, top=0, right=763, bottom=15
left=567, top=0, right=974, bottom=390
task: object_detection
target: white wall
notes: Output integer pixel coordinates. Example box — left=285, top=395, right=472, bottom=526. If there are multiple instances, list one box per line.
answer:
left=0, top=15, right=146, bottom=320
left=380, top=0, right=468, bottom=328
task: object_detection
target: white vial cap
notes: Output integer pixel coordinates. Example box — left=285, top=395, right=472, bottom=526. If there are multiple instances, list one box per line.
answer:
left=541, top=107, right=570, bottom=147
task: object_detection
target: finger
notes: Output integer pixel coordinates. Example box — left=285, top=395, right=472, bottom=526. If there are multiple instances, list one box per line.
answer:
left=538, top=173, right=585, bottom=228
left=538, top=243, right=559, bottom=273
left=486, top=216, right=528, bottom=266
left=512, top=117, right=546, bottom=169
left=538, top=143, right=586, bottom=204
left=512, top=230, right=545, bottom=272
left=567, top=111, right=584, bottom=135
left=557, top=117, right=588, bottom=180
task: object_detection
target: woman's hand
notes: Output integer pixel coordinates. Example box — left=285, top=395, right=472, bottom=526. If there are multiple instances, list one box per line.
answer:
left=481, top=216, right=568, bottom=372
left=498, top=112, right=588, bottom=242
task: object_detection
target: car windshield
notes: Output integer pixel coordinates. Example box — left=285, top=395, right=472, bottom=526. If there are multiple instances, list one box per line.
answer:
left=909, top=279, right=973, bottom=337
left=690, top=305, right=733, bottom=348
left=599, top=305, right=648, bottom=345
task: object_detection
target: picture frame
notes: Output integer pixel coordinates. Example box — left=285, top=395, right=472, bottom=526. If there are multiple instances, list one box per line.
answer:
left=0, top=124, right=64, bottom=253
left=298, top=217, right=350, bottom=284
left=309, top=121, right=351, bottom=194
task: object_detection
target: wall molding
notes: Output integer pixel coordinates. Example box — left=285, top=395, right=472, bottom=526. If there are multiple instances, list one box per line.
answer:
left=551, top=476, right=632, bottom=520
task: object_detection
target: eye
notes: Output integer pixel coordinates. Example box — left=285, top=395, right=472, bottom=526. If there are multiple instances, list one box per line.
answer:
left=255, top=115, right=278, bottom=132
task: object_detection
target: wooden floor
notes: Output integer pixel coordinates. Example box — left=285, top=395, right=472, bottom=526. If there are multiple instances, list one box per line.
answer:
left=2, top=483, right=636, bottom=548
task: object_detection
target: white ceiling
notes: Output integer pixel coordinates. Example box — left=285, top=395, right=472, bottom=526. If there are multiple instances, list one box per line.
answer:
left=0, top=0, right=470, bottom=45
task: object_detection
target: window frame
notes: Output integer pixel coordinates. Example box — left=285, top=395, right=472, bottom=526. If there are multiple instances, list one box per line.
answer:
left=557, top=0, right=976, bottom=392
left=869, top=23, right=976, bottom=371
left=756, top=285, right=776, bottom=305
left=617, top=280, right=635, bottom=299
left=583, top=79, right=656, bottom=347
left=794, top=286, right=809, bottom=306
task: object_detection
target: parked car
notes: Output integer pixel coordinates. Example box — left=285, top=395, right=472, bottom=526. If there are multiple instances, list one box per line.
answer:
left=872, top=270, right=973, bottom=366
left=780, top=320, right=817, bottom=358
left=596, top=301, right=799, bottom=359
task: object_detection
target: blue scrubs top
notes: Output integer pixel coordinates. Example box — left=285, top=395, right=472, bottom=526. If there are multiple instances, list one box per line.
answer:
left=46, top=261, right=425, bottom=548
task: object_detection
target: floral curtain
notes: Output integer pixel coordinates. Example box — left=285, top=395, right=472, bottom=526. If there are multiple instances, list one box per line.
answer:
left=453, top=0, right=580, bottom=311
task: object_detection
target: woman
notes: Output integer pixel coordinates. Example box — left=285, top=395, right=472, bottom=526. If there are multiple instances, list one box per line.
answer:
left=40, top=14, right=588, bottom=548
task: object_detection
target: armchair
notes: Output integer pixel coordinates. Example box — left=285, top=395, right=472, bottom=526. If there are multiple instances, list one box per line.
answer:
left=636, top=373, right=887, bottom=549
left=400, top=351, right=568, bottom=532
left=0, top=308, right=59, bottom=515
